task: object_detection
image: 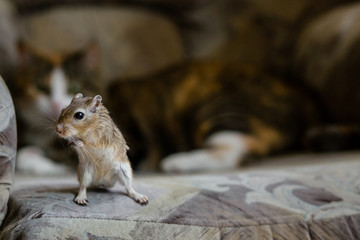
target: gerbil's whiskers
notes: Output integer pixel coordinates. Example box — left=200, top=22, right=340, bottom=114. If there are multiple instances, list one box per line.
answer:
left=42, top=116, right=56, bottom=124
left=39, top=106, right=58, bottom=123
left=37, top=117, right=57, bottom=133
left=41, top=125, right=55, bottom=133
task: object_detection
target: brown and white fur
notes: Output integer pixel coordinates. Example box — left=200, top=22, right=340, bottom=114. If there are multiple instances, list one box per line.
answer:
left=108, top=62, right=319, bottom=173
left=55, top=93, right=148, bottom=205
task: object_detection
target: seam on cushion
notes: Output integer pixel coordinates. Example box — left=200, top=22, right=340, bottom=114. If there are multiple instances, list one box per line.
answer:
left=42, top=214, right=304, bottom=227
left=36, top=215, right=313, bottom=229
left=161, top=213, right=302, bottom=222
left=35, top=213, right=360, bottom=229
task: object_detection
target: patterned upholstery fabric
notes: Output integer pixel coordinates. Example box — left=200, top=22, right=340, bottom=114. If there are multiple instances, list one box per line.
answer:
left=0, top=76, right=17, bottom=226
left=1, top=160, right=360, bottom=239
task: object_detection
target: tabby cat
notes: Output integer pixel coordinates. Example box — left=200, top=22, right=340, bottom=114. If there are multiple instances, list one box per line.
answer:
left=11, top=42, right=345, bottom=174
left=107, top=62, right=319, bottom=172
left=14, top=40, right=354, bottom=174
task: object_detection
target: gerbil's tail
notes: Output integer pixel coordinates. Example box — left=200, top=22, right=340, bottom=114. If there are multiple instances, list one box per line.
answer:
left=304, top=125, right=360, bottom=152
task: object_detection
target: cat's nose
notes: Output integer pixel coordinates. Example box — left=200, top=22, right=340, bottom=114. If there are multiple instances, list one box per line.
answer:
left=52, top=102, right=62, bottom=116
left=55, top=123, right=64, bottom=134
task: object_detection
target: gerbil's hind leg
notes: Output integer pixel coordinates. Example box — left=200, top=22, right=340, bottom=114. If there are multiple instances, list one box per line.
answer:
left=161, top=131, right=249, bottom=173
left=118, top=163, right=148, bottom=205
left=75, top=165, right=92, bottom=206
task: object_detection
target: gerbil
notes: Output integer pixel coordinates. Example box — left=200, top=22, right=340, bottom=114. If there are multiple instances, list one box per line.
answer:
left=55, top=93, right=148, bottom=206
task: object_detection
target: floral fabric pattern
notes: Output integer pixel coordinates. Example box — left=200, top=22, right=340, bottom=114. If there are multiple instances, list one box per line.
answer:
left=2, top=160, right=360, bottom=239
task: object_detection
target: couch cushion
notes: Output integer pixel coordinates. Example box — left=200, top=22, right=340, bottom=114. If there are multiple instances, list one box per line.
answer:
left=2, top=158, right=360, bottom=240
left=0, top=76, right=17, bottom=226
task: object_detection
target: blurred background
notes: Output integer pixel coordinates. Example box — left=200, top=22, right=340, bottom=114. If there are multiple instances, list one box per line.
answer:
left=2, top=0, right=360, bottom=173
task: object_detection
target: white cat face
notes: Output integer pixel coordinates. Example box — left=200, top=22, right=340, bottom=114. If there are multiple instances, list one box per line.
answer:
left=34, top=67, right=73, bottom=118
left=49, top=67, right=73, bottom=114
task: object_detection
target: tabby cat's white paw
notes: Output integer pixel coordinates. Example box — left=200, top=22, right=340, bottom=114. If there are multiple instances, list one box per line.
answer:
left=162, top=131, right=248, bottom=173
left=17, top=146, right=71, bottom=175
left=161, top=150, right=216, bottom=173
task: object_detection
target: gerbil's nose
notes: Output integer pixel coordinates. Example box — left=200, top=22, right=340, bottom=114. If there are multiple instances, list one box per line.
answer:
left=56, top=123, right=64, bottom=134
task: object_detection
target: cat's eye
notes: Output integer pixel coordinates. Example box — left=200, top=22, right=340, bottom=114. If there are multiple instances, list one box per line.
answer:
left=74, top=112, right=85, bottom=120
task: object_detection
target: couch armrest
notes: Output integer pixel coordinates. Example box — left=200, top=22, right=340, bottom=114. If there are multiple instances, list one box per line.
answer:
left=0, top=76, right=17, bottom=226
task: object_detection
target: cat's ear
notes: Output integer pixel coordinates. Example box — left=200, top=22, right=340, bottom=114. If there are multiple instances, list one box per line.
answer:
left=90, top=95, right=102, bottom=113
left=72, top=93, right=83, bottom=101
left=16, top=40, right=43, bottom=66
left=64, top=41, right=100, bottom=72
left=17, top=40, right=34, bottom=66
left=82, top=42, right=100, bottom=71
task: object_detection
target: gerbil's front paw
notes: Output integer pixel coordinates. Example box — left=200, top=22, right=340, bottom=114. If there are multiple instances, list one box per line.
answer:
left=76, top=140, right=84, bottom=148
left=74, top=196, right=88, bottom=206
left=134, top=193, right=149, bottom=206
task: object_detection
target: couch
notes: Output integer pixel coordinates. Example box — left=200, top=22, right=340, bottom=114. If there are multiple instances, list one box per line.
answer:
left=2, top=1, right=360, bottom=239
left=1, top=78, right=360, bottom=239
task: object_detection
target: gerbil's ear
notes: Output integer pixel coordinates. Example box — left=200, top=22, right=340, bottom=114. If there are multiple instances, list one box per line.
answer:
left=90, top=95, right=102, bottom=113
left=72, top=93, right=83, bottom=101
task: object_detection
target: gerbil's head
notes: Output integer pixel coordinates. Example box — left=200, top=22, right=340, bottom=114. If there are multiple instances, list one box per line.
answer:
left=55, top=93, right=103, bottom=139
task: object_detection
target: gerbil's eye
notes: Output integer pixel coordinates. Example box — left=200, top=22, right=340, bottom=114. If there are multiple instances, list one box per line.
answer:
left=74, top=112, right=85, bottom=120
